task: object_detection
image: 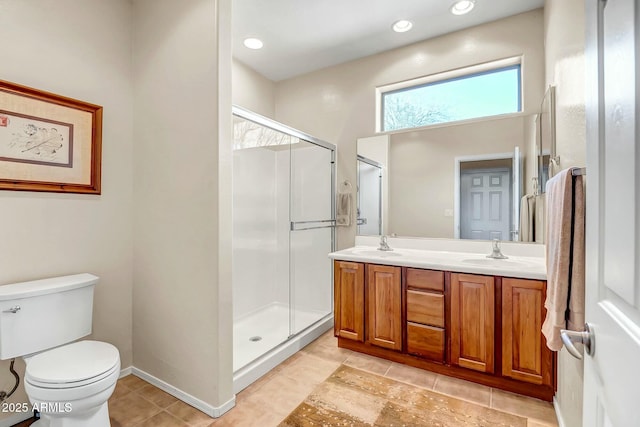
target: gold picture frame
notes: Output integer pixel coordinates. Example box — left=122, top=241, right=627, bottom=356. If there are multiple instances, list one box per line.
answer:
left=0, top=79, right=102, bottom=194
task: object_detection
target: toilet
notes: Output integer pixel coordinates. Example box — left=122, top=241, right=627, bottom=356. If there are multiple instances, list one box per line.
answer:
left=0, top=274, right=120, bottom=427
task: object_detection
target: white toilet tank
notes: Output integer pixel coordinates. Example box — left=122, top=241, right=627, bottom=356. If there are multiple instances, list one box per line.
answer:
left=0, top=274, right=98, bottom=360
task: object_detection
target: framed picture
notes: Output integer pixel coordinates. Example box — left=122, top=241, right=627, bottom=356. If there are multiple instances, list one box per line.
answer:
left=0, top=79, right=102, bottom=194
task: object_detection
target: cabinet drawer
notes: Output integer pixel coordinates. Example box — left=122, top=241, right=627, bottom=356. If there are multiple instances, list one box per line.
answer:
left=406, top=290, right=444, bottom=327
left=406, top=322, right=445, bottom=362
left=406, top=268, right=444, bottom=292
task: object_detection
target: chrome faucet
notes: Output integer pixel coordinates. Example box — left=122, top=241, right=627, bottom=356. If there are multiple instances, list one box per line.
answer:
left=378, top=235, right=393, bottom=251
left=487, top=239, right=508, bottom=259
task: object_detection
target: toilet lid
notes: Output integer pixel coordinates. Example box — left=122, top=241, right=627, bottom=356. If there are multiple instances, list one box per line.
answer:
left=25, top=341, right=120, bottom=386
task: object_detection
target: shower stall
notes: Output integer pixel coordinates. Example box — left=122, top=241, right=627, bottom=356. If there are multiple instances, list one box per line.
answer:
left=232, top=106, right=335, bottom=392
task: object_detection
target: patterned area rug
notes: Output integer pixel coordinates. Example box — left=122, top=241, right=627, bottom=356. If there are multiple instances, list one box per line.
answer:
left=279, top=365, right=527, bottom=427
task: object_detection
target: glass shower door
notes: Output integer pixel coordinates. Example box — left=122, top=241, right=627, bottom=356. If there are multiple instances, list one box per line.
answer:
left=289, top=139, right=335, bottom=335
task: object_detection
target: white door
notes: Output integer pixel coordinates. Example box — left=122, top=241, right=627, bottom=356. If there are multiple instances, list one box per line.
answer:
left=460, top=168, right=511, bottom=240
left=582, top=0, right=640, bottom=426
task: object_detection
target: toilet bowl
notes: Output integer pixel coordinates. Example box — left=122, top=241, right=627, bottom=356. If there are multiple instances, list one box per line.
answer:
left=0, top=274, right=121, bottom=427
left=24, top=341, right=120, bottom=427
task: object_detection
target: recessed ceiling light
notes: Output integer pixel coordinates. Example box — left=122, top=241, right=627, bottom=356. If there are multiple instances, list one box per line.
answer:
left=243, top=38, right=263, bottom=50
left=451, top=0, right=475, bottom=15
left=392, top=20, right=413, bottom=33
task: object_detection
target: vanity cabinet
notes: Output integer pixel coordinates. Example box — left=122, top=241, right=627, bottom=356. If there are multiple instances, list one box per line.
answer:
left=450, top=273, right=495, bottom=373
left=502, top=278, right=553, bottom=385
left=333, top=259, right=556, bottom=401
left=333, top=261, right=365, bottom=342
left=366, top=264, right=402, bottom=350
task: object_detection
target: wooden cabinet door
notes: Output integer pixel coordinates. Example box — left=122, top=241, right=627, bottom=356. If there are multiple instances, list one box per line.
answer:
left=502, top=278, right=553, bottom=385
left=367, top=264, right=402, bottom=350
left=334, top=261, right=365, bottom=342
left=451, top=273, right=495, bottom=373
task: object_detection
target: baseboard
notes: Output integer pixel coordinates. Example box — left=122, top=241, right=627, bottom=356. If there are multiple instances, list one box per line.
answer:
left=0, top=412, right=32, bottom=427
left=120, top=365, right=132, bottom=378
left=553, top=396, right=567, bottom=427
left=131, top=367, right=236, bottom=418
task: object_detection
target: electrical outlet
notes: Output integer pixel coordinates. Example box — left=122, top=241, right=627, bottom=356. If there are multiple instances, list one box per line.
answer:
left=444, top=209, right=454, bottom=217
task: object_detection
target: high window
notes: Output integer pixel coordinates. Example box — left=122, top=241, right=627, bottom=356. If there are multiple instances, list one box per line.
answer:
left=379, top=59, right=522, bottom=132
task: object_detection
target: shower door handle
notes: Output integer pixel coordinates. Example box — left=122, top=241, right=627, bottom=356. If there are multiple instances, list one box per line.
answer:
left=290, top=219, right=336, bottom=231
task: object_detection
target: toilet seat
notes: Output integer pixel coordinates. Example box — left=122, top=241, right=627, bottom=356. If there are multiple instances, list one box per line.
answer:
left=25, top=364, right=120, bottom=410
left=25, top=340, right=120, bottom=389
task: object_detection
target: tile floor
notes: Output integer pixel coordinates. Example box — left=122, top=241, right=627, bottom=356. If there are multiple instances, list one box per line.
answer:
left=14, top=330, right=559, bottom=426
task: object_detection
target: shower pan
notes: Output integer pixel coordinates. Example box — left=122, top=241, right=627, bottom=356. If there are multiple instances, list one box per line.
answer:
left=232, top=106, right=336, bottom=392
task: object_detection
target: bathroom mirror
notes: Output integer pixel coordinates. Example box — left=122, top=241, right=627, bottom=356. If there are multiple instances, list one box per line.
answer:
left=537, top=85, right=556, bottom=193
left=356, top=114, right=538, bottom=241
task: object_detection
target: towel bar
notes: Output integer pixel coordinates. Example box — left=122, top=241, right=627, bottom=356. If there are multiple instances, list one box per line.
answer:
left=572, top=167, right=586, bottom=176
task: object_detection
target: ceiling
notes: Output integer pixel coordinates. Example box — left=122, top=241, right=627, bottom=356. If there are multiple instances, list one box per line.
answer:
left=232, top=0, right=544, bottom=82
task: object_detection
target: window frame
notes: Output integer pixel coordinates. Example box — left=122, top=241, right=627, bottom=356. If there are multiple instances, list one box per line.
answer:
left=376, top=56, right=523, bottom=133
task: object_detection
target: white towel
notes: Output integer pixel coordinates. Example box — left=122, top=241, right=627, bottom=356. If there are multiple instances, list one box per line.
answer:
left=542, top=168, right=585, bottom=351
left=336, top=192, right=351, bottom=226
left=519, top=194, right=535, bottom=242
left=549, top=157, right=559, bottom=178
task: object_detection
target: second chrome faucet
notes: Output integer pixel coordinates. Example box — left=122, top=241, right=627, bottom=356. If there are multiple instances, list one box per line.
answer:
left=378, top=235, right=393, bottom=251
left=487, top=239, right=508, bottom=259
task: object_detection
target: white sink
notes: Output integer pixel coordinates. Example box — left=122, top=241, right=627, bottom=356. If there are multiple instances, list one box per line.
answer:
left=350, top=249, right=402, bottom=257
left=461, top=258, right=529, bottom=268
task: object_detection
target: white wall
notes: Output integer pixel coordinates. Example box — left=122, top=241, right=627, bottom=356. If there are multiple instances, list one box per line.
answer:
left=232, top=59, right=276, bottom=118
left=274, top=9, right=545, bottom=249
left=544, top=1, right=586, bottom=426
left=0, top=0, right=133, bottom=421
left=132, top=0, right=234, bottom=411
left=232, top=147, right=282, bottom=319
left=0, top=0, right=235, bottom=417
left=545, top=0, right=587, bottom=171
